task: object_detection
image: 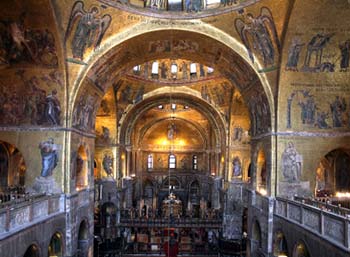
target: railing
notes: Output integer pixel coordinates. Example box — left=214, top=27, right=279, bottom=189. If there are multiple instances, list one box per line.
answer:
left=0, top=193, right=64, bottom=237
left=118, top=217, right=222, bottom=228
left=275, top=197, right=350, bottom=250
left=294, top=196, right=350, bottom=217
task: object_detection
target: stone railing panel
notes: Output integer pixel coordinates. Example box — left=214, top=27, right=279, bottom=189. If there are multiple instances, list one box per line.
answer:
left=49, top=195, right=60, bottom=214
left=10, top=205, right=30, bottom=230
left=324, top=214, right=344, bottom=243
left=33, top=199, right=48, bottom=219
left=275, top=200, right=286, bottom=217
left=288, top=203, right=301, bottom=223
left=303, top=208, right=320, bottom=231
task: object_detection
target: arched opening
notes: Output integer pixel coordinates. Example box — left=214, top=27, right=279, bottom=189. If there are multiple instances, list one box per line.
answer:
left=257, top=149, right=267, bottom=194
left=251, top=220, right=262, bottom=257
left=23, top=244, right=40, bottom=257
left=0, top=140, right=26, bottom=202
left=77, top=220, right=89, bottom=257
left=71, top=28, right=273, bottom=256
left=143, top=179, right=154, bottom=211
left=101, top=202, right=117, bottom=229
left=48, top=232, right=63, bottom=257
left=293, top=241, right=310, bottom=257
left=273, top=231, right=288, bottom=257
left=315, top=149, right=350, bottom=197
left=75, top=146, right=88, bottom=191
left=189, top=180, right=200, bottom=217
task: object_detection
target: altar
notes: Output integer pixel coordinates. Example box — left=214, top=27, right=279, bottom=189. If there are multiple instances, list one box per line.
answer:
left=162, top=193, right=182, bottom=217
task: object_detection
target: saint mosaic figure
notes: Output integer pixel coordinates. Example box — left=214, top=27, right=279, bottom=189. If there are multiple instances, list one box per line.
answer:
left=339, top=39, right=350, bottom=72
left=44, top=89, right=61, bottom=125
left=102, top=154, right=113, bottom=176
left=285, top=38, right=304, bottom=71
left=232, top=156, right=242, bottom=177
left=330, top=96, right=346, bottom=127
left=281, top=142, right=302, bottom=182
left=65, top=1, right=112, bottom=61
left=235, top=7, right=280, bottom=67
left=39, top=138, right=59, bottom=177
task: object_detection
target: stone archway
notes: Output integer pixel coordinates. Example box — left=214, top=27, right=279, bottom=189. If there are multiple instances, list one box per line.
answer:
left=77, top=220, right=89, bottom=257
left=23, top=244, right=40, bottom=257
left=48, top=232, right=63, bottom=257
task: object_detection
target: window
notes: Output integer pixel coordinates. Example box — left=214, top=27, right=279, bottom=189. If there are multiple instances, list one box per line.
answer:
left=190, top=63, right=197, bottom=79
left=171, top=103, right=177, bottom=110
left=133, top=65, right=141, bottom=74
left=207, top=67, right=214, bottom=74
left=147, top=154, right=153, bottom=170
left=193, top=155, right=198, bottom=170
left=171, top=63, right=178, bottom=74
left=190, top=63, right=197, bottom=74
left=152, top=61, right=159, bottom=75
left=169, top=154, right=176, bottom=169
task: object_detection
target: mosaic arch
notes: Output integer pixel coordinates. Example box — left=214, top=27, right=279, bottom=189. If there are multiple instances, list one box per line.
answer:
left=70, top=30, right=273, bottom=137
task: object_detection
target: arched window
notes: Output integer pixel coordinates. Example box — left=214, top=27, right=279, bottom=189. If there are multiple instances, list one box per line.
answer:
left=190, top=63, right=197, bottom=78
left=133, top=65, right=141, bottom=75
left=151, top=61, right=159, bottom=78
left=192, top=155, right=198, bottom=170
left=171, top=63, right=178, bottom=74
left=169, top=154, right=176, bottom=169
left=147, top=154, right=153, bottom=170
left=48, top=232, right=63, bottom=257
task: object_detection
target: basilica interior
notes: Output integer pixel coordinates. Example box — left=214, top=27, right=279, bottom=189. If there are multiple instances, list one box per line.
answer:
left=0, top=0, right=350, bottom=257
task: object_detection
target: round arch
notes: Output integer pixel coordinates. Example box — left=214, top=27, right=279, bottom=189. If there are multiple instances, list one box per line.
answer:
left=292, top=240, right=311, bottom=257
left=77, top=219, right=89, bottom=257
left=68, top=24, right=274, bottom=110
left=315, top=148, right=350, bottom=197
left=273, top=231, right=288, bottom=257
left=69, top=29, right=274, bottom=140
left=48, top=232, right=64, bottom=257
left=75, top=145, right=89, bottom=191
left=251, top=219, right=262, bottom=257
left=23, top=244, right=41, bottom=257
left=0, top=140, right=26, bottom=194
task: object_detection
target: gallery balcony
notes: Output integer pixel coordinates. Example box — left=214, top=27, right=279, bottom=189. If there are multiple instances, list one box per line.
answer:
left=0, top=193, right=64, bottom=239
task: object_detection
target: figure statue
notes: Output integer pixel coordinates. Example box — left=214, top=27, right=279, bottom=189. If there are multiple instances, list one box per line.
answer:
left=39, top=138, right=59, bottom=177
left=102, top=154, right=113, bottom=176
left=232, top=156, right=242, bottom=177
left=65, top=1, right=112, bottom=60
left=281, top=142, right=302, bottom=182
left=235, top=7, right=280, bottom=67
left=44, top=89, right=61, bottom=125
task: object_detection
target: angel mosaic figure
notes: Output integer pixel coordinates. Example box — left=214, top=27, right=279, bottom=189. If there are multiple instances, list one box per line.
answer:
left=235, top=7, right=280, bottom=67
left=65, top=1, right=111, bottom=60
